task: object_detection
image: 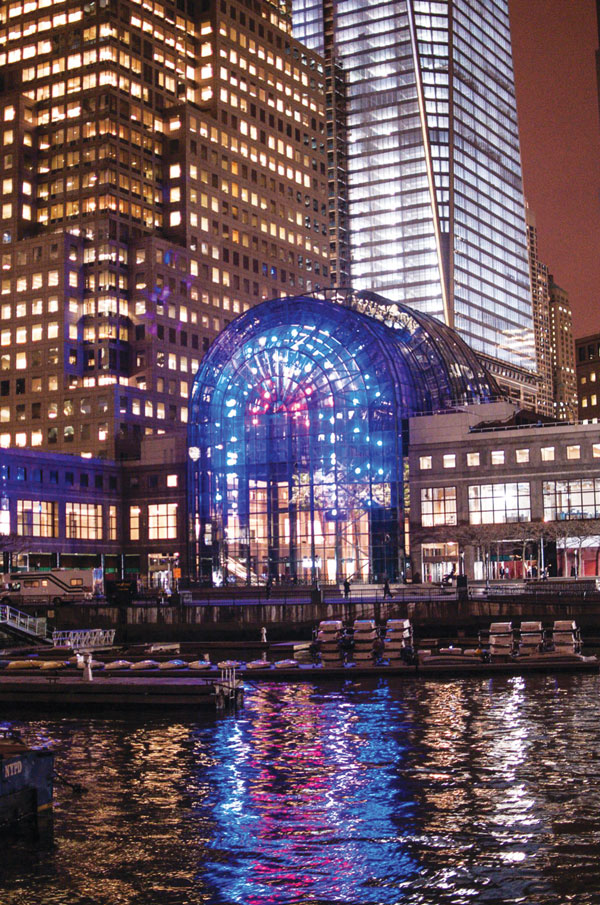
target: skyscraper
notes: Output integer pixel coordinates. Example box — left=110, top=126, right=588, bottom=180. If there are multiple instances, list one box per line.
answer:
left=525, top=203, right=553, bottom=418
left=0, top=0, right=329, bottom=459
left=549, top=277, right=577, bottom=421
left=291, top=0, right=537, bottom=379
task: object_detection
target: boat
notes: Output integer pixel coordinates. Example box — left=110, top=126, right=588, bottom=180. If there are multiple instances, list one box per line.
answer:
left=0, top=729, right=54, bottom=826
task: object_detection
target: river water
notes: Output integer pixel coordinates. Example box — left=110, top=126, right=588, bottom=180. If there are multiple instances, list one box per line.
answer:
left=2, top=673, right=600, bottom=905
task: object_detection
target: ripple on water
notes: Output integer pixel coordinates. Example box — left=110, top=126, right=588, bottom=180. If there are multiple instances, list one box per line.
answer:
left=0, top=673, right=599, bottom=904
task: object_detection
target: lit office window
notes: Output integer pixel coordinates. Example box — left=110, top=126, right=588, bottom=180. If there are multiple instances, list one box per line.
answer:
left=66, top=503, right=103, bottom=539
left=148, top=503, right=178, bottom=540
left=543, top=479, right=600, bottom=521
left=17, top=500, right=58, bottom=537
left=421, top=487, right=457, bottom=527
left=109, top=505, right=118, bottom=541
left=130, top=505, right=141, bottom=541
left=468, top=483, right=531, bottom=525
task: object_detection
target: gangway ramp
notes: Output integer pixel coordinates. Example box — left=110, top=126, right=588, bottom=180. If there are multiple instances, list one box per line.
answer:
left=0, top=604, right=52, bottom=645
left=52, top=629, right=116, bottom=650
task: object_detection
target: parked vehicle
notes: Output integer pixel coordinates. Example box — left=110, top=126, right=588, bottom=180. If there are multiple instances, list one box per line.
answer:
left=0, top=570, right=93, bottom=606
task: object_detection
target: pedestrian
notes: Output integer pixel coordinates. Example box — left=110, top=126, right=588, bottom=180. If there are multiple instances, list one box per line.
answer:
left=266, top=576, right=273, bottom=599
left=343, top=577, right=350, bottom=600
left=383, top=577, right=392, bottom=599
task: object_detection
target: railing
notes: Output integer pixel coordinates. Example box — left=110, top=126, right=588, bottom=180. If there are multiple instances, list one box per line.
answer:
left=0, top=604, right=49, bottom=641
left=52, top=628, right=116, bottom=649
left=175, top=584, right=458, bottom=606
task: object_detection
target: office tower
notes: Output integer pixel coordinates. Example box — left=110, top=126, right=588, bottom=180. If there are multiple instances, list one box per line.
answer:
left=549, top=277, right=577, bottom=421
left=576, top=333, right=600, bottom=423
left=0, top=0, right=328, bottom=459
left=291, top=0, right=537, bottom=381
left=525, top=204, right=553, bottom=417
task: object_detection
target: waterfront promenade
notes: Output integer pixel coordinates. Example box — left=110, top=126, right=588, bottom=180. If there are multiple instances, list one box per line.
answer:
left=39, top=578, right=600, bottom=644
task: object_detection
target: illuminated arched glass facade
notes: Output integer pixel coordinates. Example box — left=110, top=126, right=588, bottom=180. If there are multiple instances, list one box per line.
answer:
left=188, top=293, right=497, bottom=585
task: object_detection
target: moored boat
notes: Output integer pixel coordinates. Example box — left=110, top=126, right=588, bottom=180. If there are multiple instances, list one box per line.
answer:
left=0, top=729, right=53, bottom=826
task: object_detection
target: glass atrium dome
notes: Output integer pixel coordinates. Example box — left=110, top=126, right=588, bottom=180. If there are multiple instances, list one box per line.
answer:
left=188, top=292, right=497, bottom=585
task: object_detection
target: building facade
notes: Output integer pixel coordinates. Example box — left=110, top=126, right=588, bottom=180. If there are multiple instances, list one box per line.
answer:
left=0, top=434, right=187, bottom=590
left=576, top=332, right=600, bottom=423
left=526, top=203, right=553, bottom=417
left=410, top=406, right=600, bottom=582
left=0, top=0, right=329, bottom=459
left=1, top=292, right=600, bottom=591
left=549, top=276, right=577, bottom=421
left=291, top=0, right=537, bottom=383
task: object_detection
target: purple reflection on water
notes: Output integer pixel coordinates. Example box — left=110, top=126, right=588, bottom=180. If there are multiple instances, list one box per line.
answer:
left=201, top=681, right=417, bottom=904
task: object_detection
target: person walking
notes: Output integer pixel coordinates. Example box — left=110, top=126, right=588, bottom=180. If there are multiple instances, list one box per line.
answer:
left=343, top=577, right=350, bottom=600
left=383, top=577, right=392, bottom=599
left=266, top=576, right=273, bottom=599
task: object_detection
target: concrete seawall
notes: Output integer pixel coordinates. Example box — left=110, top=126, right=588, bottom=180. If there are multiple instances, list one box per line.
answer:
left=40, top=593, right=600, bottom=643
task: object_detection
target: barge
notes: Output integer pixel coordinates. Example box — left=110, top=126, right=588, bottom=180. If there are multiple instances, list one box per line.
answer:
left=0, top=729, right=53, bottom=825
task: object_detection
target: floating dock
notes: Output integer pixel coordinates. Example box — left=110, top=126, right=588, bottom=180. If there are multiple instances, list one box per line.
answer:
left=0, top=674, right=218, bottom=708
left=0, top=653, right=596, bottom=708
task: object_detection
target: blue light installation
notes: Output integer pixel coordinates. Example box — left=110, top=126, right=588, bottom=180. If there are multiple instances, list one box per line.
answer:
left=188, top=292, right=496, bottom=584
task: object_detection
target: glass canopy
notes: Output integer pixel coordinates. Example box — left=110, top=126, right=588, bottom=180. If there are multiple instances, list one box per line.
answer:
left=188, top=292, right=497, bottom=585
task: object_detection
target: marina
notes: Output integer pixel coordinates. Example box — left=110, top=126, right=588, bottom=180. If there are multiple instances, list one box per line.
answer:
left=0, top=615, right=597, bottom=709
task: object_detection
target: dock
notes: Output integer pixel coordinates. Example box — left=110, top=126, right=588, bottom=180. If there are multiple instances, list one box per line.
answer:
left=0, top=653, right=595, bottom=709
left=0, top=674, right=218, bottom=708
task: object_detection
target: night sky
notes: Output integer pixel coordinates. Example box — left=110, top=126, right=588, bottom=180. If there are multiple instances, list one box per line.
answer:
left=509, top=0, right=600, bottom=338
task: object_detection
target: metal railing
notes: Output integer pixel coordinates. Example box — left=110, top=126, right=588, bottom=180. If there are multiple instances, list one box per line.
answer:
left=0, top=604, right=50, bottom=641
left=175, top=584, right=458, bottom=606
left=52, top=628, right=116, bottom=649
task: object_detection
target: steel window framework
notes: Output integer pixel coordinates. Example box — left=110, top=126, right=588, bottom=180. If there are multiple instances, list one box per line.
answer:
left=189, top=292, right=496, bottom=584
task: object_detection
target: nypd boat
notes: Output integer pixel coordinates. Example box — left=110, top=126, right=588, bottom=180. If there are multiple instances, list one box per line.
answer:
left=0, top=729, right=53, bottom=826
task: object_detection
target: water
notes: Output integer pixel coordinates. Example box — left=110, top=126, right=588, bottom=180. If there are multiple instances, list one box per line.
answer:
left=2, top=673, right=600, bottom=905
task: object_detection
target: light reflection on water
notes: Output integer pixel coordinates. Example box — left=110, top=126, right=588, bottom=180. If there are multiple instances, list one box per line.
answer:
left=1, top=674, right=600, bottom=904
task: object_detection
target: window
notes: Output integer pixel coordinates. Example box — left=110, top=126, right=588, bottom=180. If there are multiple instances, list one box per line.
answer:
left=468, top=483, right=531, bottom=525
left=443, top=454, right=455, bottom=469
left=566, top=445, right=581, bottom=460
left=109, top=505, right=118, bottom=541
left=541, top=447, right=555, bottom=462
left=130, top=506, right=141, bottom=541
left=419, top=456, right=432, bottom=470
left=421, top=487, right=457, bottom=527
left=467, top=452, right=480, bottom=467
left=166, top=474, right=178, bottom=488
left=17, top=500, right=58, bottom=537
left=148, top=503, right=178, bottom=539
left=65, top=503, right=102, bottom=539
left=515, top=449, right=529, bottom=464
left=491, top=450, right=505, bottom=465
left=592, top=444, right=600, bottom=458
left=543, top=479, right=600, bottom=521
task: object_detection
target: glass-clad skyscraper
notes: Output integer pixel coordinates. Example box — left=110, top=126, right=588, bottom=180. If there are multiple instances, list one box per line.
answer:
left=291, top=0, right=536, bottom=373
left=188, top=292, right=497, bottom=585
